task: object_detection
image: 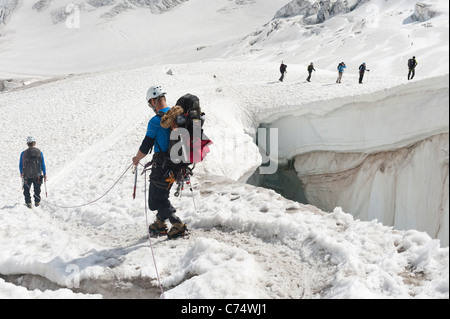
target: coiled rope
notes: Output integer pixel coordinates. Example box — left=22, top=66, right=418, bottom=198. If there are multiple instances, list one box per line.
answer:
left=33, top=163, right=134, bottom=209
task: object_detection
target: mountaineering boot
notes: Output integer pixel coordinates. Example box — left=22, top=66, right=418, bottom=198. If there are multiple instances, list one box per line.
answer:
left=149, top=218, right=168, bottom=237
left=168, top=223, right=187, bottom=239
left=35, top=202, right=40, bottom=207
left=26, top=203, right=32, bottom=209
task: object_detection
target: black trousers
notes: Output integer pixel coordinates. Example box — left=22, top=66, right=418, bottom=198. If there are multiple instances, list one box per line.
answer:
left=149, top=164, right=182, bottom=224
left=359, top=71, right=365, bottom=83
left=23, top=177, right=42, bottom=204
left=408, top=69, right=415, bottom=80
left=307, top=71, right=313, bottom=81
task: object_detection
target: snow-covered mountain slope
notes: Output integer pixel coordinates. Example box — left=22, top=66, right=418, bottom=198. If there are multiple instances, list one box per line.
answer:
left=274, top=0, right=371, bottom=21
left=229, top=0, right=449, bottom=77
left=0, top=0, right=290, bottom=77
left=0, top=0, right=448, bottom=79
left=0, top=0, right=18, bottom=25
left=250, top=74, right=448, bottom=246
left=0, top=61, right=448, bottom=299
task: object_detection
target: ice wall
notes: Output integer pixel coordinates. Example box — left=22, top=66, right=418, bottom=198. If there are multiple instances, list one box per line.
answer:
left=295, top=134, right=448, bottom=246
left=260, top=76, right=449, bottom=246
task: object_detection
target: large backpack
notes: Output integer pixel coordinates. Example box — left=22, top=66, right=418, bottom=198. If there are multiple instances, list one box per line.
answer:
left=22, top=147, right=42, bottom=179
left=408, top=59, right=415, bottom=69
left=161, top=94, right=212, bottom=168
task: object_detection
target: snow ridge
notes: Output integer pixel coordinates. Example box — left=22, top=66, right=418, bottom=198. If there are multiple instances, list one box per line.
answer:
left=10, top=0, right=189, bottom=26
left=273, top=0, right=370, bottom=23
left=33, top=0, right=189, bottom=25
left=0, top=0, right=18, bottom=25
left=413, top=2, right=439, bottom=22
left=45, top=0, right=188, bottom=16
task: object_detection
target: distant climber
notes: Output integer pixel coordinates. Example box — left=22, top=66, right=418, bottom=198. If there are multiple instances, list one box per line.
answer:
left=358, top=62, right=370, bottom=84
left=19, top=136, right=47, bottom=209
left=407, top=56, right=418, bottom=80
left=279, top=61, right=287, bottom=82
left=336, top=62, right=346, bottom=83
left=307, top=62, right=315, bottom=82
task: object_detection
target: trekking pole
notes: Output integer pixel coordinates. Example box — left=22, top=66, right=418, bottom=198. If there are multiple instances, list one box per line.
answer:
left=133, top=165, right=138, bottom=199
left=44, top=179, right=48, bottom=198
left=188, top=181, right=198, bottom=213
left=186, top=166, right=198, bottom=213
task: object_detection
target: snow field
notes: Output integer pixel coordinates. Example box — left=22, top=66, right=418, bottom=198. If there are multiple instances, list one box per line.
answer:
left=0, top=60, right=449, bottom=299
left=1, top=0, right=449, bottom=299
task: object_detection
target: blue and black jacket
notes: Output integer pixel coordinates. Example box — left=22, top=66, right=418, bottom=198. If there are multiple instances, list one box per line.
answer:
left=139, top=107, right=171, bottom=155
left=19, top=147, right=47, bottom=177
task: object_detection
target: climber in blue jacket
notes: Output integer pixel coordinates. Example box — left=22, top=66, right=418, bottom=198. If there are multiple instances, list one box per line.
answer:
left=336, top=62, right=346, bottom=83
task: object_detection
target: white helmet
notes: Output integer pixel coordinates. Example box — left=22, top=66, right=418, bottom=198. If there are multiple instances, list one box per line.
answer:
left=146, top=85, right=166, bottom=102
left=26, top=136, right=36, bottom=144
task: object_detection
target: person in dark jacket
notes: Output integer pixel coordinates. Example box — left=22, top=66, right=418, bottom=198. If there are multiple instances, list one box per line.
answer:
left=19, top=136, right=47, bottom=208
left=279, top=62, right=287, bottom=82
left=359, top=62, right=370, bottom=84
left=307, top=62, right=316, bottom=82
left=132, top=85, right=187, bottom=239
left=408, top=56, right=418, bottom=80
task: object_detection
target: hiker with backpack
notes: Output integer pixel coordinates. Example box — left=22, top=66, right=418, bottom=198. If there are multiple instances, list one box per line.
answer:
left=19, top=136, right=47, bottom=209
left=132, top=85, right=188, bottom=239
left=358, top=62, right=370, bottom=84
left=279, top=61, right=287, bottom=82
left=336, top=62, right=346, bottom=83
left=408, top=56, right=418, bottom=80
left=306, top=62, right=315, bottom=82
left=160, top=93, right=211, bottom=168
